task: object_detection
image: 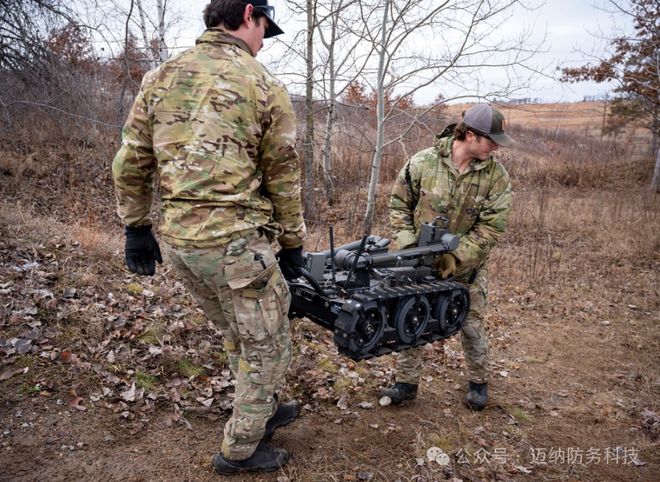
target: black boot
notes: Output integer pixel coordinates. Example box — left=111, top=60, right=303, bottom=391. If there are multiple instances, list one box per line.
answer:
left=464, top=381, right=488, bottom=411
left=213, top=442, right=289, bottom=475
left=263, top=400, right=302, bottom=441
left=381, top=382, right=418, bottom=405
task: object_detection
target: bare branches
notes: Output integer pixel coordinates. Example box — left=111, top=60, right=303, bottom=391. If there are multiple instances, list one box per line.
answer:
left=0, top=0, right=72, bottom=75
left=355, top=0, right=544, bottom=232
left=561, top=0, right=659, bottom=188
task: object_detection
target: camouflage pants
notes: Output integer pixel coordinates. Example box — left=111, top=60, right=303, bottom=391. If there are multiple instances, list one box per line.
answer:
left=396, top=275, right=489, bottom=384
left=165, top=231, right=292, bottom=460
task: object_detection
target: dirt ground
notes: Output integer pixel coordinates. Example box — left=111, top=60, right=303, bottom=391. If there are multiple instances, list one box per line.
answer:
left=1, top=204, right=658, bottom=482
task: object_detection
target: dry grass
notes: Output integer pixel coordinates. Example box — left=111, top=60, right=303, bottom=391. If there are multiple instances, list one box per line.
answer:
left=0, top=203, right=122, bottom=260
left=490, top=187, right=659, bottom=288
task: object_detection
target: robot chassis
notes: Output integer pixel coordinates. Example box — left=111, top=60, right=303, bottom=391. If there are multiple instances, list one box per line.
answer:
left=287, top=218, right=470, bottom=361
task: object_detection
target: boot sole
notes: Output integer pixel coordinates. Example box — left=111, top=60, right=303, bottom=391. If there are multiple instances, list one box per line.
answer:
left=212, top=452, right=290, bottom=475
left=463, top=399, right=487, bottom=411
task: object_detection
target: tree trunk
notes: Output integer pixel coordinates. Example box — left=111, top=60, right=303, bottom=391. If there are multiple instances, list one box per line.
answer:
left=652, top=137, right=660, bottom=193
left=303, top=0, right=315, bottom=216
left=321, top=103, right=336, bottom=205
left=363, top=0, right=390, bottom=235
left=135, top=0, right=156, bottom=69
left=320, top=10, right=337, bottom=206
left=156, top=0, right=168, bottom=63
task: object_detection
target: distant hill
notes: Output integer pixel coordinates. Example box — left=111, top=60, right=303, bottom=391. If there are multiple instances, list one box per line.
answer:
left=443, top=101, right=651, bottom=144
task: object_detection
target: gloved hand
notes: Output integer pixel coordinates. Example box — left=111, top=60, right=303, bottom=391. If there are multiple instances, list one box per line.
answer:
left=125, top=226, right=163, bottom=276
left=437, top=253, right=457, bottom=279
left=276, top=246, right=305, bottom=281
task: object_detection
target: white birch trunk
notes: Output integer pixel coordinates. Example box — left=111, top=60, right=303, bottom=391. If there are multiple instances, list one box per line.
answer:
left=363, top=0, right=390, bottom=234
left=135, top=0, right=156, bottom=69
left=303, top=0, right=316, bottom=216
left=156, top=0, right=168, bottom=62
left=320, top=4, right=337, bottom=206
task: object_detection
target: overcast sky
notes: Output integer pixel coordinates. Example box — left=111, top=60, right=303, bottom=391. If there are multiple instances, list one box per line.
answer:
left=169, top=0, right=633, bottom=104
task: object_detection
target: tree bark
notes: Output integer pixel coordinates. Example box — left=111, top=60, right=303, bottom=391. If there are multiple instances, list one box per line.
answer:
left=652, top=136, right=660, bottom=193
left=320, top=6, right=337, bottom=206
left=363, top=0, right=389, bottom=235
left=321, top=103, right=336, bottom=205
left=156, top=0, right=168, bottom=63
left=135, top=0, right=155, bottom=69
left=303, top=0, right=315, bottom=216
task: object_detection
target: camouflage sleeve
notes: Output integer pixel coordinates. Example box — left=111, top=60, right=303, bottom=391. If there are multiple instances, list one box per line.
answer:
left=454, top=164, right=512, bottom=269
left=259, top=83, right=306, bottom=249
left=389, top=158, right=422, bottom=250
left=111, top=78, right=157, bottom=228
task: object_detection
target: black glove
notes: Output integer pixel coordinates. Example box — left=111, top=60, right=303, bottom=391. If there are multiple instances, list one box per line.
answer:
left=125, top=226, right=163, bottom=276
left=276, top=246, right=305, bottom=281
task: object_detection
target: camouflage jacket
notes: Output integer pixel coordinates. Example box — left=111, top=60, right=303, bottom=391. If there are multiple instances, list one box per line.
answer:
left=389, top=126, right=512, bottom=275
left=112, top=28, right=306, bottom=249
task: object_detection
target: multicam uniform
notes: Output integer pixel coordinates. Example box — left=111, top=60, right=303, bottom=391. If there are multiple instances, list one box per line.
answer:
left=112, top=28, right=306, bottom=460
left=389, top=125, right=512, bottom=384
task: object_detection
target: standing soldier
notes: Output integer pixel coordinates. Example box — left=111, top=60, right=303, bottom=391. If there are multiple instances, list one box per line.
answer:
left=382, top=104, right=513, bottom=411
left=112, top=0, right=307, bottom=474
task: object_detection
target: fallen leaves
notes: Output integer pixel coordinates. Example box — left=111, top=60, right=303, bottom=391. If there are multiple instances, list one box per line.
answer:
left=119, top=383, right=144, bottom=403
left=69, top=396, right=86, bottom=411
left=0, top=366, right=28, bottom=382
left=0, top=237, right=239, bottom=423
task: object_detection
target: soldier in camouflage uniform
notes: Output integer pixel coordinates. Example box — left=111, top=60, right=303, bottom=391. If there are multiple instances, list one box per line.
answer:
left=381, top=104, right=513, bottom=411
left=111, top=0, right=307, bottom=474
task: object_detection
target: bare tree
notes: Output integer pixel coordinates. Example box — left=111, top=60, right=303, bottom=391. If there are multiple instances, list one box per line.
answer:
left=276, top=0, right=378, bottom=208
left=0, top=0, right=73, bottom=76
left=261, top=0, right=542, bottom=227
left=303, top=0, right=316, bottom=215
left=134, top=0, right=169, bottom=67
left=562, top=0, right=659, bottom=192
left=92, top=0, right=179, bottom=70
left=315, top=0, right=377, bottom=206
left=155, top=0, right=168, bottom=63
left=0, top=0, right=115, bottom=134
left=356, top=0, right=542, bottom=233
left=135, top=0, right=156, bottom=68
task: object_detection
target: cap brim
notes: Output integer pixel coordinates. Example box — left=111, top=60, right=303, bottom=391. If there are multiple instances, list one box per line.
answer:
left=263, top=15, right=284, bottom=38
left=490, top=132, right=515, bottom=147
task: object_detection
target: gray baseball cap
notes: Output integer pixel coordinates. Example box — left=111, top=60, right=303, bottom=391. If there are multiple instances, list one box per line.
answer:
left=463, top=104, right=515, bottom=146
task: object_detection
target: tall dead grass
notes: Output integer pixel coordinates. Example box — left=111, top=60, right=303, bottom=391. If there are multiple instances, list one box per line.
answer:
left=492, top=188, right=659, bottom=286
left=503, top=125, right=652, bottom=188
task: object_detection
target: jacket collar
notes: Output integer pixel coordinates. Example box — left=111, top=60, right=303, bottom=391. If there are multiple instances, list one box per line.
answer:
left=196, top=27, right=252, bottom=56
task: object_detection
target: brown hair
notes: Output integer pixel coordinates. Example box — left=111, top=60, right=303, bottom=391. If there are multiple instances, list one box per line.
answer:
left=453, top=121, right=469, bottom=141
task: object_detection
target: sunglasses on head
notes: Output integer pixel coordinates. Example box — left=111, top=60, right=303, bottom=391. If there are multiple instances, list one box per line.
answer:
left=253, top=4, right=275, bottom=20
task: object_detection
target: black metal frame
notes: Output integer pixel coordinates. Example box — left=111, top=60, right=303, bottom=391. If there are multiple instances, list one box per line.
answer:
left=287, top=219, right=470, bottom=360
